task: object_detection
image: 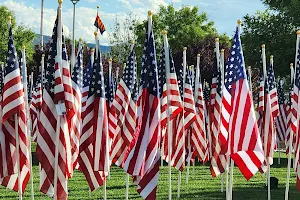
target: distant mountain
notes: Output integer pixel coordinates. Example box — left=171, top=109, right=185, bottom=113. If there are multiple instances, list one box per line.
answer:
left=33, top=34, right=111, bottom=53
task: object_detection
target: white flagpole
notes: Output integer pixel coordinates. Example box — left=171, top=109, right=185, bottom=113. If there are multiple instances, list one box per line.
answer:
left=228, top=20, right=242, bottom=200
left=192, top=54, right=201, bottom=176
left=247, top=66, right=253, bottom=97
left=186, top=119, right=191, bottom=184
left=108, top=58, right=112, bottom=181
left=178, top=47, right=187, bottom=199
left=14, top=114, right=22, bottom=200
left=163, top=29, right=173, bottom=200
left=53, top=1, right=67, bottom=199
left=21, top=46, right=35, bottom=200
left=220, top=48, right=225, bottom=193
left=125, top=174, right=129, bottom=200
left=262, top=44, right=271, bottom=200
left=285, top=31, right=299, bottom=200
left=215, top=38, right=225, bottom=193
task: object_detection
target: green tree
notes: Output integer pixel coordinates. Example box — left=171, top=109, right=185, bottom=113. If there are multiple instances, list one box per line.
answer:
left=241, top=10, right=296, bottom=77
left=0, top=6, right=36, bottom=71
left=134, top=5, right=230, bottom=57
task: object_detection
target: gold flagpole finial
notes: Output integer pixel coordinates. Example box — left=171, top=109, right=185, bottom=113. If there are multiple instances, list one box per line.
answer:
left=90, top=48, right=95, bottom=52
left=183, top=47, right=187, bottom=51
left=237, top=19, right=242, bottom=25
left=148, top=11, right=152, bottom=16
left=297, top=30, right=300, bottom=35
left=109, top=58, right=113, bottom=62
left=261, top=44, right=265, bottom=48
left=215, top=38, right=219, bottom=43
left=221, top=49, right=225, bottom=52
left=8, top=16, right=11, bottom=23
left=162, top=30, right=167, bottom=35
left=79, top=38, right=83, bottom=42
left=270, top=55, right=273, bottom=60
left=58, top=0, right=63, bottom=5
left=290, top=63, right=293, bottom=69
left=197, top=54, right=200, bottom=57
left=22, top=45, right=26, bottom=50
left=130, top=41, right=134, bottom=45
left=94, top=31, right=98, bottom=36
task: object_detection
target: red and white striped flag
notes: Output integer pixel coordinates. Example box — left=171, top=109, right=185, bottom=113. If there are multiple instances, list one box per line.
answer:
left=69, top=41, right=84, bottom=171
left=110, top=45, right=138, bottom=167
left=0, top=22, right=30, bottom=194
left=275, top=79, right=287, bottom=142
left=29, top=69, right=42, bottom=142
left=220, top=26, right=264, bottom=180
left=210, top=50, right=227, bottom=177
left=36, top=11, right=74, bottom=199
left=78, top=40, right=108, bottom=191
left=292, top=40, right=300, bottom=191
left=191, top=55, right=209, bottom=163
left=123, top=14, right=161, bottom=199
left=158, top=43, right=183, bottom=170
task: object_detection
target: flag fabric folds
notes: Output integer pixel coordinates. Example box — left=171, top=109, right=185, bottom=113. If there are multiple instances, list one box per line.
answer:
left=0, top=22, right=30, bottom=194
left=110, top=45, right=138, bottom=167
left=275, top=79, right=287, bottom=142
left=94, top=13, right=106, bottom=35
left=220, top=26, right=264, bottom=180
left=210, top=50, right=227, bottom=177
left=123, top=17, right=161, bottom=199
left=35, top=13, right=74, bottom=199
left=78, top=42, right=108, bottom=191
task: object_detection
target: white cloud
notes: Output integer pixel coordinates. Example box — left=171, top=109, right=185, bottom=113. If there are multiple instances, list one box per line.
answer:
left=2, top=0, right=130, bottom=45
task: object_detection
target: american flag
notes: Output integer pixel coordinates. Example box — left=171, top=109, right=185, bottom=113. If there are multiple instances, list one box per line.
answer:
left=183, top=67, right=196, bottom=165
left=110, top=45, right=138, bottom=167
left=275, top=79, right=287, bottom=142
left=35, top=14, right=74, bottom=199
left=81, top=51, right=93, bottom=113
left=286, top=71, right=296, bottom=155
left=78, top=43, right=108, bottom=191
left=203, top=81, right=212, bottom=157
left=29, top=69, right=42, bottom=142
left=210, top=50, right=227, bottom=177
left=123, top=17, right=161, bottom=200
left=260, top=69, right=276, bottom=166
left=183, top=66, right=196, bottom=128
left=191, top=61, right=209, bottom=163
left=293, top=43, right=300, bottom=191
left=69, top=43, right=83, bottom=171
left=220, top=26, right=264, bottom=180
left=105, top=62, right=117, bottom=140
left=0, top=21, right=30, bottom=194
left=267, top=62, right=279, bottom=118
left=158, top=45, right=183, bottom=168
left=257, top=69, right=265, bottom=113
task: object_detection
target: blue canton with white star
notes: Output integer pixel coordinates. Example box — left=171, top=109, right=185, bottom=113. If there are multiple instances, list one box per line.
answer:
left=158, top=47, right=176, bottom=99
left=204, top=83, right=210, bottom=102
left=123, top=47, right=138, bottom=102
left=105, top=70, right=115, bottom=103
left=212, top=49, right=222, bottom=95
left=267, top=63, right=277, bottom=91
left=277, top=79, right=285, bottom=105
left=44, top=16, right=68, bottom=98
left=224, top=27, right=246, bottom=93
left=88, top=48, right=105, bottom=98
left=140, top=27, right=159, bottom=97
left=71, top=46, right=83, bottom=88
left=5, top=24, right=19, bottom=82
left=83, top=56, right=93, bottom=89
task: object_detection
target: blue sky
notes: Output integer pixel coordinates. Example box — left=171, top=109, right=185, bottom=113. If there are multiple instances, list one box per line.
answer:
left=0, top=0, right=266, bottom=45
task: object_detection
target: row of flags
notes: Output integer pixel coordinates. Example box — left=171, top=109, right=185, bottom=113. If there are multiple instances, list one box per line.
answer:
left=1, top=4, right=300, bottom=200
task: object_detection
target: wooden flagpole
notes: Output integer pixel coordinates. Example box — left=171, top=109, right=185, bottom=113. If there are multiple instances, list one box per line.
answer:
left=163, top=29, right=173, bottom=200
left=285, top=30, right=299, bottom=199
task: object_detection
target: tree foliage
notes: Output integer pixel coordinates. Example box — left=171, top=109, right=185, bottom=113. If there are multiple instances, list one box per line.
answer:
left=241, top=10, right=296, bottom=77
left=0, top=6, right=36, bottom=70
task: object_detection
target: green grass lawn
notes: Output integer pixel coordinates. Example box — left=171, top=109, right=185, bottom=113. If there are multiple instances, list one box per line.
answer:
left=0, top=151, right=298, bottom=199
